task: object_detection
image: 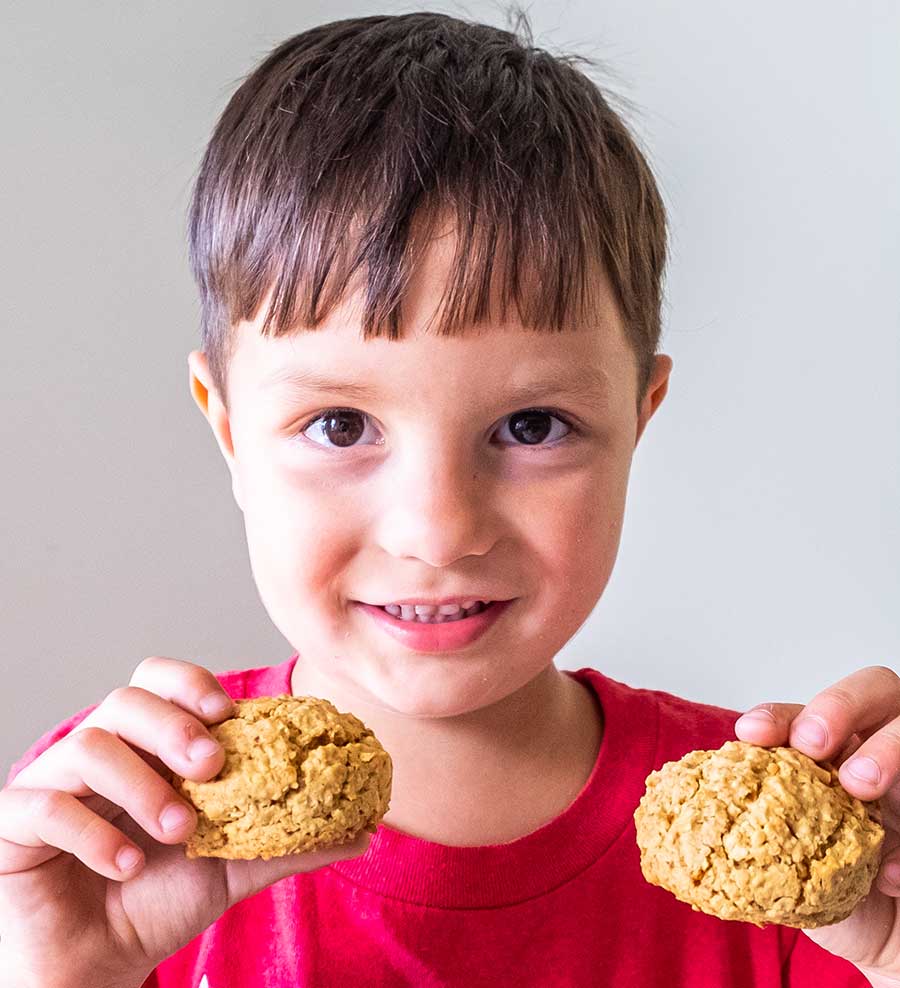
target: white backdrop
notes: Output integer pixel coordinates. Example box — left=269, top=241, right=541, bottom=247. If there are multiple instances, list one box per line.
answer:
left=3, top=0, right=898, bottom=777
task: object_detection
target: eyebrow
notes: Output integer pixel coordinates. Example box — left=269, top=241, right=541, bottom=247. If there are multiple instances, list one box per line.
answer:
left=263, top=365, right=612, bottom=405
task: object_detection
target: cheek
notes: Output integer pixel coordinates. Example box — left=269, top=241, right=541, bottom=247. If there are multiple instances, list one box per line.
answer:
left=502, top=471, right=624, bottom=664
left=237, top=455, right=358, bottom=610
left=524, top=465, right=628, bottom=612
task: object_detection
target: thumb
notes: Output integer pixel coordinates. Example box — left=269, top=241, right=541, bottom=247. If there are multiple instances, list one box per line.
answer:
left=221, top=830, right=373, bottom=907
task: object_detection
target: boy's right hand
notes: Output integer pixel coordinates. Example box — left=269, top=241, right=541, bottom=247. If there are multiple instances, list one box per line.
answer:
left=0, top=657, right=371, bottom=988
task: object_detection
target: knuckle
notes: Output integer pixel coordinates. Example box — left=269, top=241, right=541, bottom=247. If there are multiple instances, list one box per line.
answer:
left=103, top=685, right=135, bottom=709
left=68, top=725, right=112, bottom=756
left=874, top=724, right=900, bottom=752
left=186, top=663, right=218, bottom=692
left=71, top=806, right=112, bottom=847
left=816, top=685, right=857, bottom=719
left=131, top=655, right=164, bottom=681
left=29, top=787, right=70, bottom=821
left=167, top=711, right=207, bottom=748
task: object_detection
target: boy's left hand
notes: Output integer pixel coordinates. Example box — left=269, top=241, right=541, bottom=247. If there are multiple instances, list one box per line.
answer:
left=735, top=664, right=900, bottom=982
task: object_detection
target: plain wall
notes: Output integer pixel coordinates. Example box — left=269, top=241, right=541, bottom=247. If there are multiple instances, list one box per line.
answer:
left=3, top=0, right=898, bottom=778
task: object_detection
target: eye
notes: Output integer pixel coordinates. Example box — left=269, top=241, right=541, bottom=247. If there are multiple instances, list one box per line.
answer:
left=297, top=407, right=575, bottom=450
left=301, top=408, right=381, bottom=449
left=495, top=408, right=573, bottom=446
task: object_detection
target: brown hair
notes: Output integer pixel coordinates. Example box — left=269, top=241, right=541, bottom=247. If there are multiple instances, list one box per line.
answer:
left=187, top=8, right=667, bottom=412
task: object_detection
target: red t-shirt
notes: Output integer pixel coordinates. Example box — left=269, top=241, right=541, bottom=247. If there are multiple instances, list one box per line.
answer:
left=7, top=657, right=870, bottom=987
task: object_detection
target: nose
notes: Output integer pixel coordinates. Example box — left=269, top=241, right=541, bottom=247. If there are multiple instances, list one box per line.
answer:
left=373, top=440, right=496, bottom=567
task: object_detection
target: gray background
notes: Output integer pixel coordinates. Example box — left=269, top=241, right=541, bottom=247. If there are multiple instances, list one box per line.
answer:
left=3, top=0, right=898, bottom=779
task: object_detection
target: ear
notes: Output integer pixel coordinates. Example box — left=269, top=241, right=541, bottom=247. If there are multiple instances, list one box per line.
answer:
left=634, top=354, right=673, bottom=447
left=187, top=350, right=244, bottom=512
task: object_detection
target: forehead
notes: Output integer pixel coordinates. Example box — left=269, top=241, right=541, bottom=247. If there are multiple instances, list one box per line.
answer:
left=228, top=218, right=635, bottom=402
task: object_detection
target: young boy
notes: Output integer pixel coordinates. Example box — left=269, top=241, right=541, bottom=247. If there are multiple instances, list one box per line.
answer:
left=2, top=11, right=898, bottom=988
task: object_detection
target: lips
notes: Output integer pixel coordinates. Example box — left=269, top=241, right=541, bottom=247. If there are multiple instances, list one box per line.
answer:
left=354, top=599, right=512, bottom=653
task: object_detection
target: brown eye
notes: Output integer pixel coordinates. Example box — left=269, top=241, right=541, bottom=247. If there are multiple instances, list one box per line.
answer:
left=303, top=409, right=372, bottom=448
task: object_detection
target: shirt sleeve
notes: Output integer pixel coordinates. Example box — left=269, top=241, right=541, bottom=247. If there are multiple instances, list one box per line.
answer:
left=782, top=930, right=872, bottom=987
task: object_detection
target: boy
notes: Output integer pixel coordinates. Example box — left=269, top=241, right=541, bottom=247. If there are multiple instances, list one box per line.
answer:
left=2, top=10, right=898, bottom=988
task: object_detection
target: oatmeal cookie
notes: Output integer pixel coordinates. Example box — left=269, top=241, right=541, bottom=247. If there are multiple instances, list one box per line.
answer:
left=633, top=740, right=884, bottom=928
left=173, top=695, right=392, bottom=860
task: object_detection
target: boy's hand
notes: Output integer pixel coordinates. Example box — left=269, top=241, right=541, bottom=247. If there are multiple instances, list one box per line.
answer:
left=735, top=664, right=900, bottom=983
left=0, top=657, right=371, bottom=988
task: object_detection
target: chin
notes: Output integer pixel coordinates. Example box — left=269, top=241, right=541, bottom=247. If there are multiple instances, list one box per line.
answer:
left=356, top=668, right=509, bottom=720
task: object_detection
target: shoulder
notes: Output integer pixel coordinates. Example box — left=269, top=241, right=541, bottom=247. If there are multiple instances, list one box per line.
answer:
left=647, top=682, right=741, bottom=756
left=5, top=655, right=298, bottom=786
left=574, top=666, right=742, bottom=766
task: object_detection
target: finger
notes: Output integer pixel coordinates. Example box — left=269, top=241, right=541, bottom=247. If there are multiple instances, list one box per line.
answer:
left=0, top=786, right=145, bottom=881
left=786, top=666, right=900, bottom=764
left=8, top=727, right=198, bottom=846
left=736, top=708, right=865, bottom=772
left=223, top=831, right=373, bottom=908
left=734, top=702, right=804, bottom=746
left=834, top=713, right=900, bottom=801
left=875, top=835, right=900, bottom=897
left=69, top=685, right=227, bottom=783
left=833, top=732, right=864, bottom=767
left=128, top=655, right=235, bottom=724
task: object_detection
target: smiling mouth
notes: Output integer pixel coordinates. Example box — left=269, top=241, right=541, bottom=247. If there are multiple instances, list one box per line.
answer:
left=354, top=598, right=512, bottom=653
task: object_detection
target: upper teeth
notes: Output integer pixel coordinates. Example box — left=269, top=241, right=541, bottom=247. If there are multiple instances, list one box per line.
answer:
left=383, top=601, right=486, bottom=621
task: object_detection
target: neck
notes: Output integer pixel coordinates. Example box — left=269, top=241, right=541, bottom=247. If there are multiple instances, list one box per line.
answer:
left=290, top=659, right=603, bottom=846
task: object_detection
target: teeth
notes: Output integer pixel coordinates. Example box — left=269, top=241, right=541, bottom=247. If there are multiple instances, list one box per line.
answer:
left=381, top=601, right=490, bottom=623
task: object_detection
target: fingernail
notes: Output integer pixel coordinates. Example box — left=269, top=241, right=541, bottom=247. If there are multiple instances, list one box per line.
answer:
left=116, top=846, right=144, bottom=872
left=883, top=863, right=900, bottom=889
left=200, top=694, right=233, bottom=718
left=736, top=709, right=777, bottom=729
left=794, top=717, right=828, bottom=749
left=187, top=737, right=221, bottom=760
left=846, top=756, right=881, bottom=785
left=160, top=803, right=194, bottom=833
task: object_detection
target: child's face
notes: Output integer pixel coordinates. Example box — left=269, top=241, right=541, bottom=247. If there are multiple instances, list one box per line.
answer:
left=189, top=230, right=671, bottom=719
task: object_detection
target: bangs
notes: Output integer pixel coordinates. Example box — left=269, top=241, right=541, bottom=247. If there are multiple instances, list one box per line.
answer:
left=246, top=191, right=608, bottom=343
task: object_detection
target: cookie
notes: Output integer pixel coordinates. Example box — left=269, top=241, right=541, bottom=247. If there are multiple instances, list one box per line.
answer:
left=633, top=740, right=884, bottom=928
left=173, top=695, right=392, bottom=860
